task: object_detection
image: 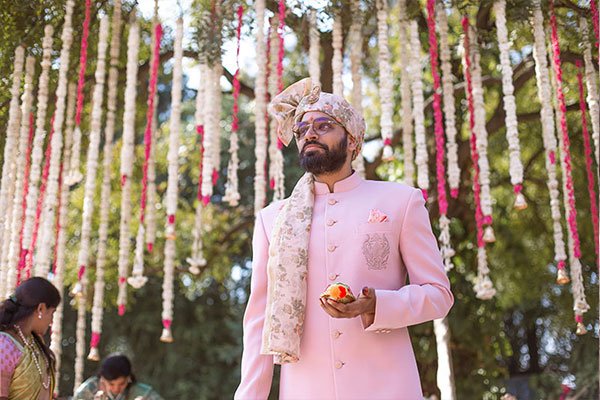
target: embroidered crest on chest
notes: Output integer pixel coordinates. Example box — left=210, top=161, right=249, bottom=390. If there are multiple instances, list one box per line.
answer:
left=362, top=233, right=390, bottom=270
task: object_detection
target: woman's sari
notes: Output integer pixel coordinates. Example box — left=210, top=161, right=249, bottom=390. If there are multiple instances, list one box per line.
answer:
left=73, top=377, right=164, bottom=400
left=0, top=331, right=54, bottom=400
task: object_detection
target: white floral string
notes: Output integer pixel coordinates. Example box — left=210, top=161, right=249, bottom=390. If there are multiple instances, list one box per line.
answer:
left=530, top=1, right=568, bottom=284
left=436, top=1, right=459, bottom=198
left=223, top=5, right=244, bottom=207
left=0, top=46, right=24, bottom=298
left=397, top=0, right=413, bottom=186
left=308, top=9, right=320, bottom=87
left=20, top=25, right=54, bottom=284
left=161, top=17, right=184, bottom=344
left=117, top=19, right=140, bottom=315
left=254, top=0, right=268, bottom=214
left=349, top=0, right=365, bottom=177
left=49, top=81, right=76, bottom=392
left=493, top=0, right=526, bottom=210
left=146, top=5, right=160, bottom=254
left=376, top=0, right=394, bottom=162
left=580, top=18, right=599, bottom=168
left=548, top=0, right=590, bottom=333
left=469, top=25, right=495, bottom=242
left=4, top=56, right=36, bottom=295
left=34, top=0, right=75, bottom=278
left=72, top=15, right=110, bottom=386
left=332, top=9, right=343, bottom=98
left=90, top=0, right=122, bottom=361
left=409, top=21, right=429, bottom=197
left=268, top=18, right=285, bottom=202
left=66, top=0, right=93, bottom=186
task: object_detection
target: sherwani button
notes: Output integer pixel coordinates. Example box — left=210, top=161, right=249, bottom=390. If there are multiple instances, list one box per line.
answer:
left=326, top=219, right=337, bottom=226
left=328, top=198, right=338, bottom=205
left=332, top=330, right=341, bottom=339
left=327, top=245, right=337, bottom=252
left=328, top=273, right=338, bottom=281
left=334, top=361, right=343, bottom=369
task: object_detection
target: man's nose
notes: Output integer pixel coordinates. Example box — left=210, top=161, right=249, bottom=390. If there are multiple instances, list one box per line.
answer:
left=304, top=126, right=319, bottom=141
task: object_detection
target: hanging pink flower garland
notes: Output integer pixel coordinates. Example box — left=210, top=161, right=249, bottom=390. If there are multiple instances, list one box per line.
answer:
left=549, top=0, right=581, bottom=260
left=426, top=0, right=454, bottom=270
left=129, top=23, right=163, bottom=290
left=576, top=60, right=599, bottom=262
left=591, top=1, right=599, bottom=47
left=16, top=112, right=34, bottom=286
left=66, top=0, right=92, bottom=185
left=462, top=17, right=495, bottom=300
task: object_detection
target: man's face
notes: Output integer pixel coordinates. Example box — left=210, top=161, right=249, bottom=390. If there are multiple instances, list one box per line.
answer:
left=296, top=111, right=352, bottom=175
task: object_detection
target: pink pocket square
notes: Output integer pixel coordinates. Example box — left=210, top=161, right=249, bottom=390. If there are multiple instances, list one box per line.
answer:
left=367, top=209, right=388, bottom=223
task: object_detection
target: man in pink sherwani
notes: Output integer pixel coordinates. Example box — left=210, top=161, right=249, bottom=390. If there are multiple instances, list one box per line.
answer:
left=235, top=78, right=454, bottom=400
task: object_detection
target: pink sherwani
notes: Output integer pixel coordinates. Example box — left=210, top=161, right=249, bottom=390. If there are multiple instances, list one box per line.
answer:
left=236, top=173, right=454, bottom=400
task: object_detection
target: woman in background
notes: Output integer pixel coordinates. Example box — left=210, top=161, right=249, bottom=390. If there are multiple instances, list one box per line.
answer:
left=73, top=354, right=163, bottom=400
left=0, top=277, right=61, bottom=400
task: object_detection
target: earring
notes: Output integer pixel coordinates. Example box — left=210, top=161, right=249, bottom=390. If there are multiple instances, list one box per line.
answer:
left=38, top=313, right=42, bottom=319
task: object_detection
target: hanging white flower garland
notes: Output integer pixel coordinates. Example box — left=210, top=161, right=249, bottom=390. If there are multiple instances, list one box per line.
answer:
left=201, top=64, right=217, bottom=204
left=349, top=0, right=365, bottom=177
left=89, top=0, right=122, bottom=362
left=34, top=0, right=75, bottom=278
left=253, top=0, right=268, bottom=214
left=223, top=5, right=244, bottom=207
left=308, top=9, right=321, bottom=87
left=547, top=9, right=589, bottom=332
left=49, top=81, right=77, bottom=391
left=409, top=21, right=429, bottom=197
left=580, top=18, right=599, bottom=168
left=187, top=62, right=207, bottom=273
left=72, top=15, right=110, bottom=388
left=376, top=0, right=394, bottom=162
left=268, top=19, right=285, bottom=202
left=161, top=16, right=184, bottom=343
left=436, top=1, right=459, bottom=198
left=4, top=56, right=36, bottom=294
left=332, top=10, right=344, bottom=98
left=493, top=0, right=526, bottom=210
left=117, top=20, right=140, bottom=315
left=20, top=26, right=54, bottom=285
left=146, top=9, right=160, bottom=254
left=397, top=0, right=413, bottom=186
left=0, top=45, right=24, bottom=297
left=469, top=26, right=495, bottom=243
left=530, top=1, right=568, bottom=284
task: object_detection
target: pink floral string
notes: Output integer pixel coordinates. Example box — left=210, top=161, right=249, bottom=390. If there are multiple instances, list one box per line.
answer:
left=74, top=0, right=92, bottom=126
left=549, top=0, right=581, bottom=258
left=140, top=24, right=163, bottom=226
left=25, top=114, right=55, bottom=274
left=576, top=60, right=599, bottom=261
left=197, top=126, right=205, bottom=203
left=591, top=1, right=599, bottom=48
left=427, top=0, right=448, bottom=216
left=16, top=113, right=35, bottom=285
left=462, top=17, right=484, bottom=248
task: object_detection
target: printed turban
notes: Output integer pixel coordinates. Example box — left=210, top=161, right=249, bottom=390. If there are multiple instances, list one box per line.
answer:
left=268, top=77, right=366, bottom=158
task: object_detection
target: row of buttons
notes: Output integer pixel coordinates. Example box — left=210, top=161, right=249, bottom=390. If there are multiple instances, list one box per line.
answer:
left=329, top=197, right=343, bottom=370
left=375, top=329, right=392, bottom=334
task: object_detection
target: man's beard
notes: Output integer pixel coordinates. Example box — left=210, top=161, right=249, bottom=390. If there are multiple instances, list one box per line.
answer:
left=299, top=135, right=348, bottom=175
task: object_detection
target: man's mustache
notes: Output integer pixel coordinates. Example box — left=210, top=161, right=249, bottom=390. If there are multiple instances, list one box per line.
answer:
left=301, top=141, right=328, bottom=154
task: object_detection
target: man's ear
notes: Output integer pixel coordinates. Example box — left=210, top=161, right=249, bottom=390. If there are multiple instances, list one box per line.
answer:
left=347, top=135, right=358, bottom=152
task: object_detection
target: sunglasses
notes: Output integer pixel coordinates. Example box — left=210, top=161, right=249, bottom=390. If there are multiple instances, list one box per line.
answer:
left=292, top=117, right=343, bottom=140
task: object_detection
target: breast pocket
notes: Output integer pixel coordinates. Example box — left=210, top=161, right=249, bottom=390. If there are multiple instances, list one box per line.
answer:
left=356, top=221, right=397, bottom=271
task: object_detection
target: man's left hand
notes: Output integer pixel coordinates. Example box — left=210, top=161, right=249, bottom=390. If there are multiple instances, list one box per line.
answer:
left=319, top=287, right=376, bottom=325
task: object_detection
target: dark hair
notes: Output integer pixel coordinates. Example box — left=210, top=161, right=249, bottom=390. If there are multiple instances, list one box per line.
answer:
left=98, top=354, right=137, bottom=383
left=0, top=277, right=61, bottom=331
left=0, top=277, right=61, bottom=373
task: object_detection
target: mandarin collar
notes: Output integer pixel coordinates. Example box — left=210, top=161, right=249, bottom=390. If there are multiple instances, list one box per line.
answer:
left=314, top=171, right=363, bottom=195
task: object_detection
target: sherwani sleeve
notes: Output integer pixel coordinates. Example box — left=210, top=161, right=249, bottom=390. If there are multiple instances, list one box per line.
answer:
left=365, top=188, right=454, bottom=331
left=234, top=211, right=274, bottom=400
